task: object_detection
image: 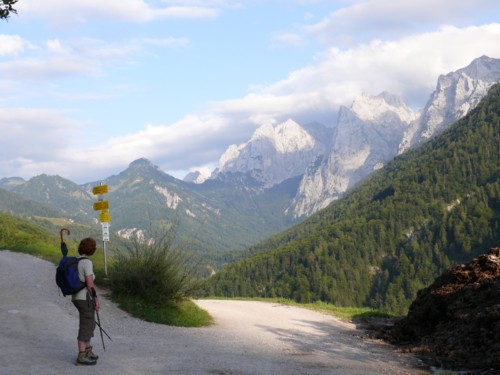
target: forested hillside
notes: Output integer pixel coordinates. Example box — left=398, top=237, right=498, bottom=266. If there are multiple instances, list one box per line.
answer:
left=0, top=188, right=64, bottom=218
left=203, top=84, right=500, bottom=314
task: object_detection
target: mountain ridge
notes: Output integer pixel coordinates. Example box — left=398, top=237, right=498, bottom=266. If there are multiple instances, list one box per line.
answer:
left=213, top=118, right=330, bottom=188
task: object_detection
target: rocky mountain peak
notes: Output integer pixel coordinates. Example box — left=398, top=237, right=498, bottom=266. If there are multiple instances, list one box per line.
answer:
left=226, top=119, right=315, bottom=158
left=462, top=55, right=500, bottom=81
left=401, top=55, right=500, bottom=150
left=129, top=158, right=157, bottom=169
left=184, top=170, right=211, bottom=184
left=351, top=92, right=416, bottom=123
left=214, top=119, right=328, bottom=188
left=290, top=90, right=416, bottom=218
left=0, top=176, right=26, bottom=190
left=117, top=157, right=178, bottom=187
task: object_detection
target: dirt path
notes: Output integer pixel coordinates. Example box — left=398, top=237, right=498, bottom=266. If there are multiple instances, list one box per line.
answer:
left=0, top=250, right=426, bottom=374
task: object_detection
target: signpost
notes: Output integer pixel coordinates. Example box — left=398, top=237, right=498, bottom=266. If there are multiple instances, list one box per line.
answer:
left=93, top=183, right=110, bottom=276
left=101, top=222, right=110, bottom=242
left=93, top=201, right=109, bottom=211
left=99, top=209, right=111, bottom=223
left=92, top=185, right=108, bottom=195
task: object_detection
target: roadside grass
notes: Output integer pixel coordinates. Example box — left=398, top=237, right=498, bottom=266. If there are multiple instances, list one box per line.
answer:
left=111, top=294, right=212, bottom=327
left=11, top=241, right=61, bottom=263
left=286, top=299, right=395, bottom=320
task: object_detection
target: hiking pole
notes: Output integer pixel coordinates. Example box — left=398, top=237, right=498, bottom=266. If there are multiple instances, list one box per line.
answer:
left=94, top=318, right=113, bottom=341
left=91, top=287, right=108, bottom=351
left=60, top=228, right=70, bottom=243
left=96, top=309, right=106, bottom=351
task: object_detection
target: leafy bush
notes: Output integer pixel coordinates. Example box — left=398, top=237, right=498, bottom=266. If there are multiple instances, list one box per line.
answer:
left=108, top=225, right=203, bottom=307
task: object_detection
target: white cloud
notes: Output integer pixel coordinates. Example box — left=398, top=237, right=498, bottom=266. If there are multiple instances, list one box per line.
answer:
left=0, top=35, right=35, bottom=56
left=306, top=0, right=500, bottom=47
left=153, top=6, right=220, bottom=20
left=18, top=0, right=220, bottom=25
left=0, top=55, right=100, bottom=81
left=46, top=39, right=68, bottom=54
left=0, top=108, right=84, bottom=179
left=160, top=0, right=243, bottom=8
left=242, top=23, right=500, bottom=112
left=26, top=113, right=233, bottom=182
left=0, top=35, right=188, bottom=84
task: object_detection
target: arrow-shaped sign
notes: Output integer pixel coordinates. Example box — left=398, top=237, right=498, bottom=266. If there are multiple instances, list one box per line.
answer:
left=99, top=209, right=111, bottom=223
left=92, top=185, right=108, bottom=195
left=93, top=200, right=109, bottom=211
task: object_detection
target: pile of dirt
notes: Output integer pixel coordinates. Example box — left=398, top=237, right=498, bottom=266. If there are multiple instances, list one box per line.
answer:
left=383, top=247, right=500, bottom=370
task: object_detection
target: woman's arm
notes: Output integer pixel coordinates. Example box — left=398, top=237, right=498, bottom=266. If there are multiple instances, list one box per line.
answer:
left=85, top=275, right=100, bottom=312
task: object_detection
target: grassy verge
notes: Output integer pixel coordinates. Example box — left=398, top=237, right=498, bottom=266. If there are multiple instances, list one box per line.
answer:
left=111, top=294, right=213, bottom=327
left=292, top=300, right=395, bottom=320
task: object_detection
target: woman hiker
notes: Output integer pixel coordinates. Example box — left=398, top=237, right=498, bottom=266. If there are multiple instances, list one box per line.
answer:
left=61, top=232, right=101, bottom=366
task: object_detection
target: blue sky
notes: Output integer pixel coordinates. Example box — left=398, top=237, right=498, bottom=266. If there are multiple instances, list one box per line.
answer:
left=1, top=0, right=500, bottom=183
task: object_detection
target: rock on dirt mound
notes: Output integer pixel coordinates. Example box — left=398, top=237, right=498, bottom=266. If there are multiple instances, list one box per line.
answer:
left=385, top=247, right=500, bottom=370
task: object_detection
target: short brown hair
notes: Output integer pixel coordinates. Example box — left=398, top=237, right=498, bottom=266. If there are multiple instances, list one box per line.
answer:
left=78, top=237, right=97, bottom=256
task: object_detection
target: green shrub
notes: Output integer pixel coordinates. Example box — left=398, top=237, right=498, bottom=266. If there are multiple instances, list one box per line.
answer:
left=108, top=226, right=203, bottom=307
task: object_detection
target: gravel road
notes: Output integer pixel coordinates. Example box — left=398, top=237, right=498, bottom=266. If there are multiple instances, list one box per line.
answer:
left=0, top=250, right=427, bottom=374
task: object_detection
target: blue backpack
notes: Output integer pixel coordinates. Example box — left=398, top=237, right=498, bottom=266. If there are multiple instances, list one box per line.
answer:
left=56, top=256, right=86, bottom=296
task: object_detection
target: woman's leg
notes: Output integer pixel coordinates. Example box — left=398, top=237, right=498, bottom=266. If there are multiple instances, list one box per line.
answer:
left=73, top=298, right=97, bottom=365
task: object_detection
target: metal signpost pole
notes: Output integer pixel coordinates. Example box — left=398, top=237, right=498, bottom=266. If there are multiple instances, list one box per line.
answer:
left=103, top=238, right=108, bottom=276
left=101, top=221, right=110, bottom=277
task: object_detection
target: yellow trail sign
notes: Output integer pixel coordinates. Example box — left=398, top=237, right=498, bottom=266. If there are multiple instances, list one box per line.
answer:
left=93, top=200, right=109, bottom=211
left=99, top=209, right=111, bottom=223
left=92, top=185, right=108, bottom=195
